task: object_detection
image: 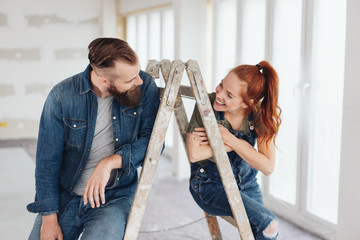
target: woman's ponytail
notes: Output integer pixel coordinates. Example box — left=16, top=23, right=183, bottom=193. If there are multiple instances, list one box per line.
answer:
left=256, top=61, right=281, bottom=145
left=231, top=60, right=281, bottom=146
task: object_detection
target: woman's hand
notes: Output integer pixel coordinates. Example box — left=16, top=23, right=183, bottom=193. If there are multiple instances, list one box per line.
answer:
left=191, top=127, right=209, bottom=145
left=192, top=126, right=233, bottom=151
left=217, top=124, right=235, bottom=147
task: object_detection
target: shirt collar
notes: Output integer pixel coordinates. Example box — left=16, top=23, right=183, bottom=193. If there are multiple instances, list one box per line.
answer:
left=80, top=64, right=93, bottom=94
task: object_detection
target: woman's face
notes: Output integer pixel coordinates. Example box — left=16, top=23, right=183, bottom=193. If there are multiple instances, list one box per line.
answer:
left=213, top=72, right=248, bottom=114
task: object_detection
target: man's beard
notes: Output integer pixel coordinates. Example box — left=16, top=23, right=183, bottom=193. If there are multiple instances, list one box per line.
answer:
left=108, top=83, right=142, bottom=107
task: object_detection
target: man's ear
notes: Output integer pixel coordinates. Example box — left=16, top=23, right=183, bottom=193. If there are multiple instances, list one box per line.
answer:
left=99, top=77, right=110, bottom=87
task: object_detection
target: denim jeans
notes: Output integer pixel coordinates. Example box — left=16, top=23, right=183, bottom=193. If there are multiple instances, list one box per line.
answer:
left=28, top=195, right=133, bottom=240
left=190, top=161, right=277, bottom=240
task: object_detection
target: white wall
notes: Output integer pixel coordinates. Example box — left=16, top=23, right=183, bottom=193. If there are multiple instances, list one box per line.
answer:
left=0, top=0, right=103, bottom=139
left=336, top=0, right=360, bottom=238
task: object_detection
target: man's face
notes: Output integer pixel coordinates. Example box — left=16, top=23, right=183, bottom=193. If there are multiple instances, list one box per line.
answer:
left=107, top=61, right=143, bottom=107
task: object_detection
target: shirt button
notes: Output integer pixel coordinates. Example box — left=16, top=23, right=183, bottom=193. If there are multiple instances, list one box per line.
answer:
left=117, top=178, right=120, bottom=181
left=200, top=168, right=205, bottom=173
left=91, top=126, right=94, bottom=128
left=113, top=116, right=116, bottom=120
left=87, top=148, right=90, bottom=151
left=80, top=168, right=83, bottom=171
left=73, top=125, right=76, bottom=128
left=94, top=104, right=97, bottom=107
left=133, top=112, right=137, bottom=116
left=115, top=138, right=119, bottom=141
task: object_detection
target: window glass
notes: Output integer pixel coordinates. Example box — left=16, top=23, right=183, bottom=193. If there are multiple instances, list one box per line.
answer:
left=270, top=0, right=303, bottom=205
left=307, top=0, right=346, bottom=224
left=241, top=0, right=266, bottom=64
left=214, top=0, right=236, bottom=85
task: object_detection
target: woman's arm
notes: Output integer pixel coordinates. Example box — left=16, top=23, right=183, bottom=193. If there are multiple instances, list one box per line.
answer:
left=186, top=131, right=212, bottom=163
left=186, top=127, right=232, bottom=163
left=218, top=124, right=275, bottom=176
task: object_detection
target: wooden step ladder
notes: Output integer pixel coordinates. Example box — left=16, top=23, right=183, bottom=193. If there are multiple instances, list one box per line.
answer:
left=123, top=59, right=255, bottom=240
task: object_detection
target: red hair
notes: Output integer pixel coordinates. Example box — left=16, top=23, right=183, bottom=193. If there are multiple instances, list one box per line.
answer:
left=230, top=61, right=281, bottom=145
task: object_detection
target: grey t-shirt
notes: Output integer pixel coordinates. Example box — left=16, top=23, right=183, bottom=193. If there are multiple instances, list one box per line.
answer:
left=73, top=96, right=116, bottom=196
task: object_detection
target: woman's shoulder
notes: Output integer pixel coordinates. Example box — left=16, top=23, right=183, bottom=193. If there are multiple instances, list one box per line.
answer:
left=208, top=92, right=216, bottom=107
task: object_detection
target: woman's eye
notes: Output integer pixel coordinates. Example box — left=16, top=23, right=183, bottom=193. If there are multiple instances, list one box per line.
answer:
left=228, top=94, right=232, bottom=99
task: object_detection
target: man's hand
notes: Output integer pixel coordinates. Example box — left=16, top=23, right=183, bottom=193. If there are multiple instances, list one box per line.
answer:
left=41, top=213, right=63, bottom=240
left=83, top=154, right=122, bottom=208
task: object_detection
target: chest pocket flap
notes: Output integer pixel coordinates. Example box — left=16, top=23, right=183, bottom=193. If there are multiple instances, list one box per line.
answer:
left=63, top=118, right=88, bottom=147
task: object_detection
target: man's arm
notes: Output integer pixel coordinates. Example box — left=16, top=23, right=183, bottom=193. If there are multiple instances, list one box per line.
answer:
left=27, top=89, right=65, bottom=239
left=27, top=89, right=64, bottom=213
left=115, top=73, right=160, bottom=176
left=82, top=73, right=160, bottom=207
left=82, top=154, right=122, bottom=208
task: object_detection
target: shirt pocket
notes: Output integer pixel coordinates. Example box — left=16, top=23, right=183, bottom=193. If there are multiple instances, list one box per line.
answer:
left=122, top=106, right=143, bottom=137
left=63, top=118, right=88, bottom=147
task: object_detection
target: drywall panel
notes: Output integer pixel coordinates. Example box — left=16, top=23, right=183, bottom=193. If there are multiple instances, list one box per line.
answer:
left=0, top=0, right=102, bottom=139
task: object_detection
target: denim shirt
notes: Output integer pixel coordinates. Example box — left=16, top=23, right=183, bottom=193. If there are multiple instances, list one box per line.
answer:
left=27, top=65, right=160, bottom=214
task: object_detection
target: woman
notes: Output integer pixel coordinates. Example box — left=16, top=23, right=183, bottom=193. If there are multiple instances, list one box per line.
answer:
left=186, top=61, right=281, bottom=240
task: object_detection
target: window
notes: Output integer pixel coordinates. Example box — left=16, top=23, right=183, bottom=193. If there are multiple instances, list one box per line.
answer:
left=125, top=6, right=174, bottom=149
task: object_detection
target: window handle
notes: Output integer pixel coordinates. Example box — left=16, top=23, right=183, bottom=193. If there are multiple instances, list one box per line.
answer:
left=302, top=82, right=311, bottom=97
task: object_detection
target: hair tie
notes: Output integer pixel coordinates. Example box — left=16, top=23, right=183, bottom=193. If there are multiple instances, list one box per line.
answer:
left=256, top=64, right=262, bottom=71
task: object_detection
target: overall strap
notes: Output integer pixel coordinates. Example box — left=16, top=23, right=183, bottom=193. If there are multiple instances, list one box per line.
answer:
left=216, top=111, right=225, bottom=121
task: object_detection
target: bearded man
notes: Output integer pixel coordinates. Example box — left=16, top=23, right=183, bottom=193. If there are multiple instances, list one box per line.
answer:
left=27, top=38, right=160, bottom=240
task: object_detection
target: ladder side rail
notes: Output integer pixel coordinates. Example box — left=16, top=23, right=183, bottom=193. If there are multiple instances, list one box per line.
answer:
left=123, top=60, right=185, bottom=240
left=172, top=91, right=223, bottom=240
left=157, top=57, right=223, bottom=239
left=185, top=60, right=255, bottom=240
left=157, top=58, right=223, bottom=240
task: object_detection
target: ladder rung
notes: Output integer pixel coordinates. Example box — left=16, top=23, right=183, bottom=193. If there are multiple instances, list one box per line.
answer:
left=159, top=85, right=194, bottom=99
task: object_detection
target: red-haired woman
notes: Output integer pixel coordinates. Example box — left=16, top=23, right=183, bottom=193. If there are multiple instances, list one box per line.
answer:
left=186, top=61, right=281, bottom=240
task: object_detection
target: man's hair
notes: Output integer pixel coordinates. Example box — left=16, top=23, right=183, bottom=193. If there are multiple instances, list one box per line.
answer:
left=88, top=38, right=137, bottom=69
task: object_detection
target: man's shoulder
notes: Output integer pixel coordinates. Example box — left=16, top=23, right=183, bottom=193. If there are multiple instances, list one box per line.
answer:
left=52, top=72, right=83, bottom=96
left=139, top=70, right=153, bottom=83
left=139, top=70, right=158, bottom=95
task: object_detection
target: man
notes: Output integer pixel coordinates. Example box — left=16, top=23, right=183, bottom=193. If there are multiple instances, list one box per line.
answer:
left=27, top=38, right=160, bottom=240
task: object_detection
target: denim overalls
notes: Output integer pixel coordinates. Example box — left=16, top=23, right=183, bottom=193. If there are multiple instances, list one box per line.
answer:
left=189, top=112, right=278, bottom=240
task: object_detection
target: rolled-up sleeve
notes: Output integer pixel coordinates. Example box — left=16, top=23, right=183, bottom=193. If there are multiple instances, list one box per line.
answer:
left=27, top=89, right=64, bottom=214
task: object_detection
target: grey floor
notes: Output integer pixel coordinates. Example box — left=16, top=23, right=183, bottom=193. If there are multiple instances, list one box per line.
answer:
left=0, top=139, right=324, bottom=240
